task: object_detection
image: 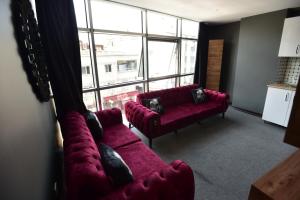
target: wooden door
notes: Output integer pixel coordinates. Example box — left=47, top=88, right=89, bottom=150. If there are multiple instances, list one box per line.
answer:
left=206, top=39, right=224, bottom=91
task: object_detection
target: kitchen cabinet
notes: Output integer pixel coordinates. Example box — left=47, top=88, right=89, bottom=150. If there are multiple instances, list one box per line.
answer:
left=278, top=16, right=300, bottom=57
left=262, top=85, right=295, bottom=127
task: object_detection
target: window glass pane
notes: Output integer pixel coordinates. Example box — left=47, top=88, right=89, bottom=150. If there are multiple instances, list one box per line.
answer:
left=73, top=0, right=88, bottom=28
left=148, top=41, right=178, bottom=78
left=181, top=40, right=197, bottom=74
left=149, top=78, right=176, bottom=91
left=101, top=84, right=144, bottom=112
left=79, top=32, right=95, bottom=89
left=147, top=12, right=177, bottom=36
left=182, top=19, right=199, bottom=38
left=83, top=92, right=97, bottom=111
left=94, top=34, right=143, bottom=86
left=91, top=0, right=142, bottom=32
left=180, top=75, right=194, bottom=86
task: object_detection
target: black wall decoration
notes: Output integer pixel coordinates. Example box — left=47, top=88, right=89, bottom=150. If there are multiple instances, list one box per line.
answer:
left=11, top=0, right=50, bottom=102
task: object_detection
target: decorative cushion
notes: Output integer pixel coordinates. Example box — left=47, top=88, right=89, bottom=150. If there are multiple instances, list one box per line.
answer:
left=191, top=88, right=207, bottom=104
left=85, top=110, right=103, bottom=140
left=142, top=97, right=164, bottom=114
left=99, top=143, right=133, bottom=186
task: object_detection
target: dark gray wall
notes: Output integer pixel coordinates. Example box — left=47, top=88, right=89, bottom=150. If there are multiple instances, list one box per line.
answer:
left=232, top=10, right=287, bottom=114
left=0, top=0, right=56, bottom=199
left=208, top=22, right=240, bottom=101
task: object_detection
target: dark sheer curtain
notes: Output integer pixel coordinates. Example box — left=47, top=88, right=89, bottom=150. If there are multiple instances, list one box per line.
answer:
left=194, top=22, right=209, bottom=87
left=35, top=0, right=86, bottom=119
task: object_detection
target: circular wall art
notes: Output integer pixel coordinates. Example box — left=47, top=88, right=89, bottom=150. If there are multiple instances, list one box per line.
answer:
left=11, top=0, right=50, bottom=102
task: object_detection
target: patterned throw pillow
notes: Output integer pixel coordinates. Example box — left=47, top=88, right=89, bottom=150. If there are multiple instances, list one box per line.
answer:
left=192, top=88, right=207, bottom=104
left=99, top=143, right=133, bottom=186
left=142, top=97, right=164, bottom=114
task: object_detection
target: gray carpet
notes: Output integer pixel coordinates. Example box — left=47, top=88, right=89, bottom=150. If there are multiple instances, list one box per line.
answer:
left=126, top=106, right=297, bottom=200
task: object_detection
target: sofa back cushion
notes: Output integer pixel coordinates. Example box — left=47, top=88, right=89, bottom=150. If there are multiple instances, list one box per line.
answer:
left=95, top=108, right=123, bottom=129
left=61, top=112, right=112, bottom=200
left=137, top=84, right=198, bottom=108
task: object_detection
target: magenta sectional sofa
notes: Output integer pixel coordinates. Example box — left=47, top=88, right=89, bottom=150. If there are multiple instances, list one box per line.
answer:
left=125, top=84, right=229, bottom=147
left=61, top=108, right=195, bottom=200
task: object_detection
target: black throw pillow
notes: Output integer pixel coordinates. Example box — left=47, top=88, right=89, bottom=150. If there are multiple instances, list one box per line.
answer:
left=85, top=110, right=103, bottom=140
left=142, top=97, right=164, bottom=114
left=99, top=143, right=133, bottom=186
left=192, top=88, right=207, bottom=104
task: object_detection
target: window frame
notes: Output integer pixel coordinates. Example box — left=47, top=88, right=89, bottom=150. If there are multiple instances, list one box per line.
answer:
left=77, top=0, right=198, bottom=111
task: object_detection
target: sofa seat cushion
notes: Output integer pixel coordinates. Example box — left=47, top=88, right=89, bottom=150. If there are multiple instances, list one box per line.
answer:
left=115, top=141, right=168, bottom=180
left=160, top=101, right=221, bottom=134
left=99, top=124, right=141, bottom=149
left=180, top=101, right=222, bottom=118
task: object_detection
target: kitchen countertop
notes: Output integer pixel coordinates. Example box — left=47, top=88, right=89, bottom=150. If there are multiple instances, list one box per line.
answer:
left=267, top=83, right=297, bottom=91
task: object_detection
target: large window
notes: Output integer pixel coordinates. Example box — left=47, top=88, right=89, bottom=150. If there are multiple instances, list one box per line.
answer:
left=74, top=0, right=199, bottom=112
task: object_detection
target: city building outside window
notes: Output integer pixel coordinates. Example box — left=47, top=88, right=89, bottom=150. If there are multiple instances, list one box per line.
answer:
left=82, top=66, right=91, bottom=74
left=105, top=64, right=112, bottom=72
left=117, top=60, right=137, bottom=72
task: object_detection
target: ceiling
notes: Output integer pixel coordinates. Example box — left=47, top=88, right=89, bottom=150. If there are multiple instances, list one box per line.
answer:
left=112, top=0, right=300, bottom=23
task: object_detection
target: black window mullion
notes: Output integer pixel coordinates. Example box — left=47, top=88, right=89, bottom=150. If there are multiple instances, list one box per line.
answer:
left=145, top=10, right=150, bottom=92
left=87, top=0, right=101, bottom=111
left=80, top=0, right=199, bottom=106
left=178, top=39, right=181, bottom=87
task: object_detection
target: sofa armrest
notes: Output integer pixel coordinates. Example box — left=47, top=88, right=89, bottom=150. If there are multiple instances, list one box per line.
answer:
left=205, top=89, right=230, bottom=112
left=61, top=112, right=113, bottom=200
left=125, top=101, right=160, bottom=138
left=95, top=108, right=123, bottom=129
left=100, top=160, right=195, bottom=200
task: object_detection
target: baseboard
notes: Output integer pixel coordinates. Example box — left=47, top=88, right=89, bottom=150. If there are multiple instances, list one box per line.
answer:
left=231, top=106, right=262, bottom=117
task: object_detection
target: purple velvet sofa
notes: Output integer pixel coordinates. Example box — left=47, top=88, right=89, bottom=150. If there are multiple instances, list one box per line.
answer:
left=61, top=108, right=195, bottom=200
left=125, top=84, right=229, bottom=147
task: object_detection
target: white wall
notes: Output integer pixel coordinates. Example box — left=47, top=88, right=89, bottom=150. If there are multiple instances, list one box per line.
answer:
left=0, top=0, right=56, bottom=199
